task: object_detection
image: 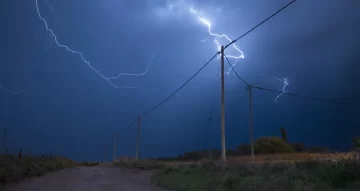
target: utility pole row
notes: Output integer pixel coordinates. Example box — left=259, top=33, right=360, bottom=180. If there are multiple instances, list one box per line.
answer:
left=128, top=45, right=253, bottom=165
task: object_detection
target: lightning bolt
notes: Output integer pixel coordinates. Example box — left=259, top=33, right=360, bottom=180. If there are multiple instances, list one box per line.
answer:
left=43, top=0, right=56, bottom=13
left=34, top=0, right=57, bottom=59
left=165, top=2, right=292, bottom=103
left=106, top=53, right=155, bottom=80
left=187, top=6, right=244, bottom=75
left=274, top=77, right=289, bottom=103
left=35, top=0, right=154, bottom=89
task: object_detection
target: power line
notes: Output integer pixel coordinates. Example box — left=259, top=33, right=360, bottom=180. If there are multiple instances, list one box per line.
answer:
left=224, top=54, right=249, bottom=86
left=126, top=50, right=218, bottom=128
left=252, top=86, right=348, bottom=105
left=220, top=0, right=349, bottom=106
left=127, top=117, right=138, bottom=129
left=139, top=52, right=219, bottom=117
left=224, top=0, right=297, bottom=50
left=126, top=0, right=297, bottom=128
left=226, top=54, right=349, bottom=105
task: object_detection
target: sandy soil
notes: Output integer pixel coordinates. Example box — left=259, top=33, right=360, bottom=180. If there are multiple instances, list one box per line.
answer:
left=3, top=165, right=168, bottom=191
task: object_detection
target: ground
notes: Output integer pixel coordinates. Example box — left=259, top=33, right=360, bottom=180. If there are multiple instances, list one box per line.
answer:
left=3, top=165, right=168, bottom=191
left=2, top=153, right=358, bottom=190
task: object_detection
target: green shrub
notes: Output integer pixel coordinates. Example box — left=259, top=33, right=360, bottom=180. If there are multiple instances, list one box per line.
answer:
left=255, top=137, right=294, bottom=154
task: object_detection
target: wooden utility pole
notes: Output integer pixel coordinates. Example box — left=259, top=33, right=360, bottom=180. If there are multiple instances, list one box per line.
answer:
left=136, top=116, right=141, bottom=161
left=248, top=86, right=255, bottom=165
left=220, top=46, right=226, bottom=162
left=113, top=134, right=117, bottom=162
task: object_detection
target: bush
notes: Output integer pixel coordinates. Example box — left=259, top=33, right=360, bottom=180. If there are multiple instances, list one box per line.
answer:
left=254, top=137, right=294, bottom=154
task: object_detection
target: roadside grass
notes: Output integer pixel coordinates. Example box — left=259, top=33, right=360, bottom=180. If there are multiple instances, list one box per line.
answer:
left=0, top=154, right=75, bottom=187
left=151, top=155, right=360, bottom=191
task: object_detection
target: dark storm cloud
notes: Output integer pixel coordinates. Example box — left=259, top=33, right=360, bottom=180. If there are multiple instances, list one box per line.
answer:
left=1, top=0, right=359, bottom=161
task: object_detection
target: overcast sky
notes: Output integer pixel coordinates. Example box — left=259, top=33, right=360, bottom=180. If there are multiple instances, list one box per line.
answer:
left=0, top=0, right=359, bottom=161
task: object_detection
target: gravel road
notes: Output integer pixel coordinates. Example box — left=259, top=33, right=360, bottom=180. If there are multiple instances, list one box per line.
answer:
left=3, top=166, right=168, bottom=191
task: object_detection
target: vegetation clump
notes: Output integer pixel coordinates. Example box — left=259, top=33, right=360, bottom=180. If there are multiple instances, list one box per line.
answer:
left=254, top=137, right=294, bottom=154
left=152, top=155, right=360, bottom=191
left=150, top=133, right=360, bottom=190
left=0, top=154, right=75, bottom=187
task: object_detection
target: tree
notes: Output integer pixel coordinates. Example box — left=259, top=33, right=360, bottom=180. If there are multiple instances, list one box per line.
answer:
left=280, top=127, right=287, bottom=142
left=254, top=137, right=293, bottom=154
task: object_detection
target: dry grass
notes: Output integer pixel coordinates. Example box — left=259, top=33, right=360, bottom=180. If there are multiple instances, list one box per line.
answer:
left=0, top=154, right=75, bottom=188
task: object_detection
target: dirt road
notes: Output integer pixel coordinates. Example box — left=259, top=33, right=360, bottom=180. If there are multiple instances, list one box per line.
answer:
left=3, top=166, right=168, bottom=191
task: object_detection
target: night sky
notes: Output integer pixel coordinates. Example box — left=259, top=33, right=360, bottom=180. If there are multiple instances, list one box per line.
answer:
left=0, top=0, right=359, bottom=162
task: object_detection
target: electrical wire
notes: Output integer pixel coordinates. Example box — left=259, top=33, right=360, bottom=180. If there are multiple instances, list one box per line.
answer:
left=224, top=54, right=250, bottom=86
left=224, top=0, right=297, bottom=50
left=252, top=86, right=349, bottom=105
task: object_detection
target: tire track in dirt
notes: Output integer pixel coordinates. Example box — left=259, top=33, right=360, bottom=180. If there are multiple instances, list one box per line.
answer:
left=3, top=166, right=168, bottom=191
